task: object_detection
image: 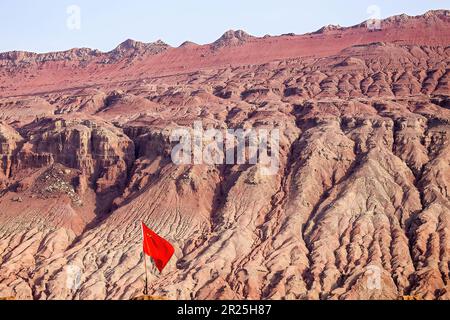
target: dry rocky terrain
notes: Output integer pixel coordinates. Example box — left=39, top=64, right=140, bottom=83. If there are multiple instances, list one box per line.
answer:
left=0, top=10, right=449, bottom=300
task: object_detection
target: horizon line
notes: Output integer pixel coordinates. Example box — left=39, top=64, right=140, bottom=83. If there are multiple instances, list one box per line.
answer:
left=0, top=8, right=447, bottom=56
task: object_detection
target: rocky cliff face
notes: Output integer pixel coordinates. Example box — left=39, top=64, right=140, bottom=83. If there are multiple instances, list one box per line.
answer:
left=0, top=10, right=449, bottom=300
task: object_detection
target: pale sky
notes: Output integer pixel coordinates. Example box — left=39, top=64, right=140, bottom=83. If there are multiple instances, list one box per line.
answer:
left=0, top=0, right=448, bottom=53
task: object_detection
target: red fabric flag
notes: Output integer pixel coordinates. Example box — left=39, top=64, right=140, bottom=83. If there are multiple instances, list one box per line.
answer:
left=141, top=222, right=175, bottom=273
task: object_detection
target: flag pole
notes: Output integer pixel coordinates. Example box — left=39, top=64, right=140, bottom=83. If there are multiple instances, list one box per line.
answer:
left=143, top=253, right=149, bottom=295
left=142, top=222, right=149, bottom=296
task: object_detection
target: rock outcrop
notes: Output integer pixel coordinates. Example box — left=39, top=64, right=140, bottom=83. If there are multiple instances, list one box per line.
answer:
left=212, top=30, right=254, bottom=49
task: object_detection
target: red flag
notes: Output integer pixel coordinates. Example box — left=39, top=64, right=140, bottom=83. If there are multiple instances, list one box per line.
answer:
left=141, top=222, right=175, bottom=273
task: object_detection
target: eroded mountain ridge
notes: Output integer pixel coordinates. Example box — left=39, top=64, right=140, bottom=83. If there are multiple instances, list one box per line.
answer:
left=0, top=10, right=449, bottom=300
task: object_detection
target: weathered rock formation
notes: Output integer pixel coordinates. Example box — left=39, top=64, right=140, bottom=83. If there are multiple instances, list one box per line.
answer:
left=0, top=10, right=448, bottom=300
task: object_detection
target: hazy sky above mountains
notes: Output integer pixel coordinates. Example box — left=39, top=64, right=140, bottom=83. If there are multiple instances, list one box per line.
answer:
left=0, top=0, right=448, bottom=53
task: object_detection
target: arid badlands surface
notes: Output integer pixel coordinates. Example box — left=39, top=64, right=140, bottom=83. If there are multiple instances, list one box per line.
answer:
left=0, top=10, right=449, bottom=300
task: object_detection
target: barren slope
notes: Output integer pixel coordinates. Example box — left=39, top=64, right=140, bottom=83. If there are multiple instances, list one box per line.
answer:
left=0, top=10, right=449, bottom=300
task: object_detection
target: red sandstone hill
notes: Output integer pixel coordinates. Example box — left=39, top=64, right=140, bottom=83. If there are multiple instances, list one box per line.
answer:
left=0, top=10, right=448, bottom=98
left=0, top=10, right=449, bottom=300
